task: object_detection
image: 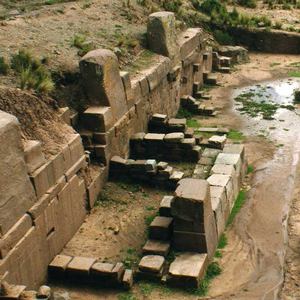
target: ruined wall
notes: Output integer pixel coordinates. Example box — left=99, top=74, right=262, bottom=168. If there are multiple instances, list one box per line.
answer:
left=0, top=111, right=107, bottom=289
left=79, top=26, right=210, bottom=172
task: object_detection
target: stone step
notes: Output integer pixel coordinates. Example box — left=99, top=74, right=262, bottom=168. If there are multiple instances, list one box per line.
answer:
left=205, top=75, right=219, bottom=85
left=168, top=253, right=208, bottom=288
left=219, top=56, right=232, bottom=67
left=192, top=164, right=212, bottom=180
left=137, top=255, right=166, bottom=281
left=201, top=94, right=212, bottom=100
left=159, top=196, right=174, bottom=217
left=219, top=67, right=230, bottom=74
left=149, top=216, right=173, bottom=240
left=142, top=239, right=171, bottom=257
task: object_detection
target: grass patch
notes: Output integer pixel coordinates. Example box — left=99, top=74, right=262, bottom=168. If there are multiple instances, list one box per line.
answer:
left=289, top=72, right=300, bottom=77
left=0, top=57, right=9, bottom=75
left=217, top=233, right=227, bottom=249
left=176, top=106, right=193, bottom=119
left=247, top=165, right=254, bottom=174
left=227, top=190, right=247, bottom=227
left=11, top=50, right=54, bottom=94
left=194, top=131, right=214, bottom=138
left=270, top=62, right=281, bottom=67
left=186, top=118, right=199, bottom=127
left=123, top=50, right=155, bottom=73
left=227, top=129, right=245, bottom=140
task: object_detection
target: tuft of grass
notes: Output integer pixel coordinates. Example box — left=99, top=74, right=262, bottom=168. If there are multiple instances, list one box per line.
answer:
left=227, top=190, right=247, bottom=227
left=214, top=250, right=222, bottom=258
left=290, top=72, right=300, bottom=77
left=227, top=129, right=245, bottom=140
left=11, top=50, right=54, bottom=94
left=247, top=165, right=255, bottom=174
left=270, top=62, right=281, bottom=67
left=0, top=57, right=9, bottom=75
left=274, top=20, right=283, bottom=29
left=218, top=233, right=227, bottom=249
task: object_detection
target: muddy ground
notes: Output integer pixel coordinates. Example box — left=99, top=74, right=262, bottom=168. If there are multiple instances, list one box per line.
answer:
left=50, top=53, right=300, bottom=300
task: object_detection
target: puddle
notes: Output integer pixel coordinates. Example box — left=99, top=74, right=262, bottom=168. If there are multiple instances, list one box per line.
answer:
left=232, top=78, right=300, bottom=120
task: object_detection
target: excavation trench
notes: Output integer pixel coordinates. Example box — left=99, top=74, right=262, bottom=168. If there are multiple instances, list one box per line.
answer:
left=51, top=56, right=300, bottom=300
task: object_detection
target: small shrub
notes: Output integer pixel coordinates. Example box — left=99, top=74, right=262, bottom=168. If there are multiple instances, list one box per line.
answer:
left=296, top=0, right=300, bottom=8
left=200, top=0, right=222, bottom=15
left=11, top=50, right=54, bottom=94
left=238, top=0, right=257, bottom=8
left=0, top=57, right=9, bottom=75
left=230, top=6, right=239, bottom=20
left=214, top=30, right=235, bottom=45
left=282, top=3, right=291, bottom=9
left=238, top=12, right=251, bottom=27
left=274, top=19, right=283, bottom=29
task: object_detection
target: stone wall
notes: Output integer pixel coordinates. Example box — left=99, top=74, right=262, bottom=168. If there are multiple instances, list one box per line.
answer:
left=0, top=111, right=107, bottom=289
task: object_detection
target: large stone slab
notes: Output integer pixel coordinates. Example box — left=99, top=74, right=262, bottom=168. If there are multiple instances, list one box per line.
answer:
left=82, top=107, right=113, bottom=133
left=79, top=49, right=127, bottom=121
left=138, top=255, right=165, bottom=274
left=147, top=12, right=178, bottom=59
left=168, top=253, right=208, bottom=288
left=0, top=111, right=37, bottom=235
left=142, top=240, right=170, bottom=257
left=23, top=140, right=46, bottom=174
left=49, top=255, right=73, bottom=275
left=66, top=257, right=96, bottom=277
left=172, top=179, right=218, bottom=260
left=215, top=153, right=242, bottom=172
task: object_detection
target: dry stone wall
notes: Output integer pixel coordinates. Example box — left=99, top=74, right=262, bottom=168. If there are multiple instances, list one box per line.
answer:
left=0, top=111, right=107, bottom=289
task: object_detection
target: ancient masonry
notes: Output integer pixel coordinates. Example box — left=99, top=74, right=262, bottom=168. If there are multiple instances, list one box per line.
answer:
left=0, top=11, right=247, bottom=294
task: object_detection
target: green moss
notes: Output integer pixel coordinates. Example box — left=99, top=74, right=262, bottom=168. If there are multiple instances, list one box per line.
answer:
left=227, top=190, right=247, bottom=227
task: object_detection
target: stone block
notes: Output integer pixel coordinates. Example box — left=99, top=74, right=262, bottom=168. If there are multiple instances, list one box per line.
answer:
left=223, top=144, right=245, bottom=161
left=82, top=107, right=113, bottom=133
left=144, top=133, right=165, bottom=144
left=173, top=217, right=204, bottom=233
left=122, top=269, right=133, bottom=290
left=0, top=283, right=26, bottom=299
left=185, top=128, right=194, bottom=138
left=68, top=134, right=85, bottom=165
left=48, top=255, right=73, bottom=276
left=58, top=107, right=71, bottom=125
left=179, top=28, right=202, bottom=59
left=142, top=240, right=170, bottom=257
left=147, top=12, right=178, bottom=59
left=51, top=153, right=65, bottom=183
left=149, top=216, right=173, bottom=240
left=169, top=171, right=184, bottom=182
left=198, top=157, right=214, bottom=166
left=215, top=153, right=242, bottom=173
left=0, top=214, right=32, bottom=259
left=0, top=112, right=37, bottom=235
left=152, top=114, right=167, bottom=122
left=23, top=140, right=46, bottom=174
left=211, top=197, right=226, bottom=239
left=80, top=49, right=127, bottom=121
left=138, top=255, right=165, bottom=274
left=167, top=118, right=186, bottom=133
left=164, top=132, right=184, bottom=143
left=139, top=76, right=150, bottom=96
left=36, top=285, right=51, bottom=299
left=145, top=159, right=157, bottom=171
left=173, top=230, right=207, bottom=253
left=168, top=253, right=207, bottom=288
left=180, top=138, right=196, bottom=150
left=90, top=263, right=114, bottom=278
left=208, top=135, right=227, bottom=150
left=157, top=162, right=168, bottom=170
left=66, top=257, right=96, bottom=277
left=65, top=155, right=87, bottom=182
left=202, top=148, right=222, bottom=159
left=186, top=146, right=202, bottom=162
left=172, top=178, right=218, bottom=260
left=159, top=196, right=174, bottom=217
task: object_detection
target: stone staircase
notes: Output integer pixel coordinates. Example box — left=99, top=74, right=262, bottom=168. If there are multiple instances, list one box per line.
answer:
left=181, top=95, right=217, bottom=117
left=213, top=51, right=232, bottom=74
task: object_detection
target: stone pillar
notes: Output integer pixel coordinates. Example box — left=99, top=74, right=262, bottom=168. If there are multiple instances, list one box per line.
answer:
left=79, top=49, right=128, bottom=122
left=171, top=178, right=218, bottom=261
left=147, top=12, right=179, bottom=61
left=0, top=111, right=36, bottom=235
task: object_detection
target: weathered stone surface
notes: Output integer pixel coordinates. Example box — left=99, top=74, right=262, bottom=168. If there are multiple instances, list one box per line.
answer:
left=143, top=240, right=170, bottom=257
left=202, top=148, right=222, bottom=159
left=152, top=114, right=167, bottom=122
left=82, top=107, right=113, bottom=133
left=215, top=153, right=242, bottom=172
left=169, top=171, right=184, bottom=182
left=131, top=132, right=146, bottom=142
left=0, top=111, right=36, bottom=235
left=219, top=46, right=249, bottom=63
left=147, top=12, right=178, bottom=59
left=111, top=262, right=125, bottom=279
left=0, top=282, right=26, bottom=299
left=208, top=135, right=227, bottom=149
left=198, top=157, right=214, bottom=166
left=172, top=179, right=218, bottom=260
left=122, top=269, right=133, bottom=290
left=211, top=196, right=226, bottom=239
left=157, top=162, right=168, bottom=170
left=36, top=285, right=51, bottom=299
left=23, top=140, right=46, bottom=174
left=144, top=133, right=165, bottom=143
left=164, top=132, right=184, bottom=143
left=80, top=49, right=127, bottom=121
left=197, top=127, right=218, bottom=133
left=185, top=128, right=194, bottom=138
left=52, top=292, right=71, bottom=300
left=91, top=263, right=114, bottom=277
left=66, top=257, right=96, bottom=277
left=167, top=118, right=186, bottom=132
left=178, top=28, right=203, bottom=60
left=0, top=214, right=32, bottom=259
left=168, top=253, right=208, bottom=288
left=149, top=216, right=173, bottom=240
left=49, top=255, right=73, bottom=275
left=145, top=159, right=157, bottom=171
left=223, top=144, right=245, bottom=161
left=181, top=138, right=196, bottom=150
left=138, top=255, right=165, bottom=274
left=159, top=196, right=174, bottom=217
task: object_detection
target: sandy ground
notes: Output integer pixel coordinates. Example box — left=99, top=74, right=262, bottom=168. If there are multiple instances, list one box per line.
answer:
left=49, top=52, right=300, bottom=300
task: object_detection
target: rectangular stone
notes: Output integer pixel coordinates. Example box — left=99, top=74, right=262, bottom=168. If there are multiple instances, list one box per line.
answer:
left=66, top=257, right=96, bottom=277
left=142, top=240, right=170, bottom=257
left=159, top=196, right=174, bottom=217
left=149, top=217, right=173, bottom=240
left=49, top=255, right=73, bottom=275
left=138, top=255, right=165, bottom=274
left=0, top=214, right=32, bottom=259
left=23, top=140, right=46, bottom=174
left=82, top=107, right=113, bottom=133
left=168, top=252, right=207, bottom=289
